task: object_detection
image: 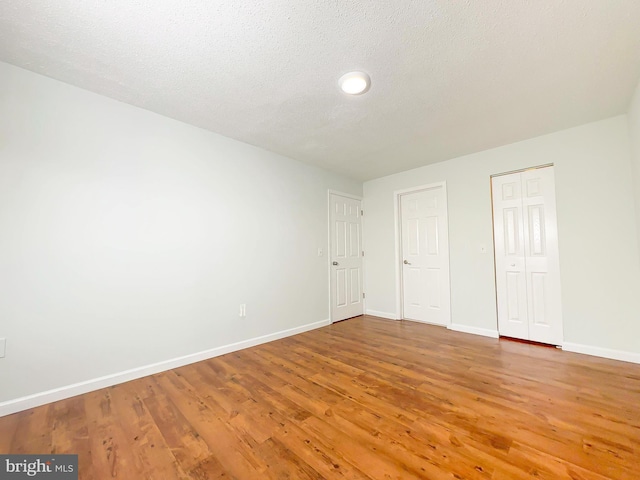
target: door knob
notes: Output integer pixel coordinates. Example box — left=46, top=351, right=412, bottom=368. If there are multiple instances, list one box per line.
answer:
left=403, top=260, right=411, bottom=265
left=332, top=261, right=339, bottom=266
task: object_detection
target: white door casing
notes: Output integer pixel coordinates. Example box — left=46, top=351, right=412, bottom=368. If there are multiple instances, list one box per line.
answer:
left=399, top=185, right=451, bottom=326
left=330, top=193, right=363, bottom=322
left=492, top=166, right=563, bottom=345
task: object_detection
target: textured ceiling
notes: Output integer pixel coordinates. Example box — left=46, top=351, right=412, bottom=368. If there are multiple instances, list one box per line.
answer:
left=2, top=1, right=640, bottom=181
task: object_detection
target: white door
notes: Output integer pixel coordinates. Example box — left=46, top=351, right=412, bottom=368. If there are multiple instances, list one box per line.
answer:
left=330, top=193, right=363, bottom=322
left=491, top=174, right=529, bottom=340
left=492, top=167, right=563, bottom=345
left=400, top=186, right=451, bottom=325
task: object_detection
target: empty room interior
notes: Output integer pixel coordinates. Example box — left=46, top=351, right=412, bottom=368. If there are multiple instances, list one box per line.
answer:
left=2, top=1, right=640, bottom=479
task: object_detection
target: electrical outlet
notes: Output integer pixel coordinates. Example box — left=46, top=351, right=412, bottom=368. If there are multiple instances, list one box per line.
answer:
left=0, top=338, right=6, bottom=358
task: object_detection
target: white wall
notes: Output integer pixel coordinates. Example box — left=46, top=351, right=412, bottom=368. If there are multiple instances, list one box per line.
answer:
left=0, top=62, right=361, bottom=405
left=364, top=116, right=640, bottom=354
left=629, top=78, right=640, bottom=260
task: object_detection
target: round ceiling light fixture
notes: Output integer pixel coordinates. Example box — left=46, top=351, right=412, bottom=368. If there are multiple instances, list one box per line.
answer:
left=339, top=71, right=371, bottom=95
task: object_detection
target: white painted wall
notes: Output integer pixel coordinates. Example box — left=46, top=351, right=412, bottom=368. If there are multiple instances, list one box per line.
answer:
left=364, top=116, right=640, bottom=354
left=628, top=77, right=640, bottom=261
left=0, top=62, right=361, bottom=404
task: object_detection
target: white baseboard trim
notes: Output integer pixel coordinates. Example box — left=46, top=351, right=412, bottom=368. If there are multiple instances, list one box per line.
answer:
left=562, top=342, right=640, bottom=365
left=447, top=323, right=499, bottom=339
left=0, top=318, right=331, bottom=418
left=365, top=310, right=398, bottom=320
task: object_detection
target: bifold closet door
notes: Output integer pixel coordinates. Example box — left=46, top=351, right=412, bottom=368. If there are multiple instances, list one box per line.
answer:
left=492, top=167, right=563, bottom=345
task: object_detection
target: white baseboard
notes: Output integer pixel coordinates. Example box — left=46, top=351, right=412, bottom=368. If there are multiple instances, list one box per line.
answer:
left=365, top=310, right=398, bottom=320
left=0, top=318, right=331, bottom=417
left=448, top=323, right=499, bottom=339
left=562, top=342, right=640, bottom=365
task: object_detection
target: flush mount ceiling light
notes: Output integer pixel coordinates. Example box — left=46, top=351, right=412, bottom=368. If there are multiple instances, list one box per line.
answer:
left=339, top=71, right=371, bottom=95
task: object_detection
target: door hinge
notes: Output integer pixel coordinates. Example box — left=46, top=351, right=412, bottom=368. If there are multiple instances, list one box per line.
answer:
left=363, top=292, right=366, bottom=299
left=361, top=209, right=364, bottom=216
left=362, top=250, right=365, bottom=257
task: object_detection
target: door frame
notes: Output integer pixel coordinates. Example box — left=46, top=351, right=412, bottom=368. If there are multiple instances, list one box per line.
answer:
left=393, top=181, right=451, bottom=324
left=328, top=190, right=364, bottom=323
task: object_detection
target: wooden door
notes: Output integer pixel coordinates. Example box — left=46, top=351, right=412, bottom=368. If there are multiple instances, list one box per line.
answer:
left=330, top=194, right=363, bottom=322
left=400, top=186, right=450, bottom=326
left=492, top=167, right=563, bottom=345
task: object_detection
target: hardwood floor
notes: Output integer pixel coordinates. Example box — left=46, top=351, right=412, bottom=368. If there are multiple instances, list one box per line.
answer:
left=2, top=316, right=640, bottom=479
